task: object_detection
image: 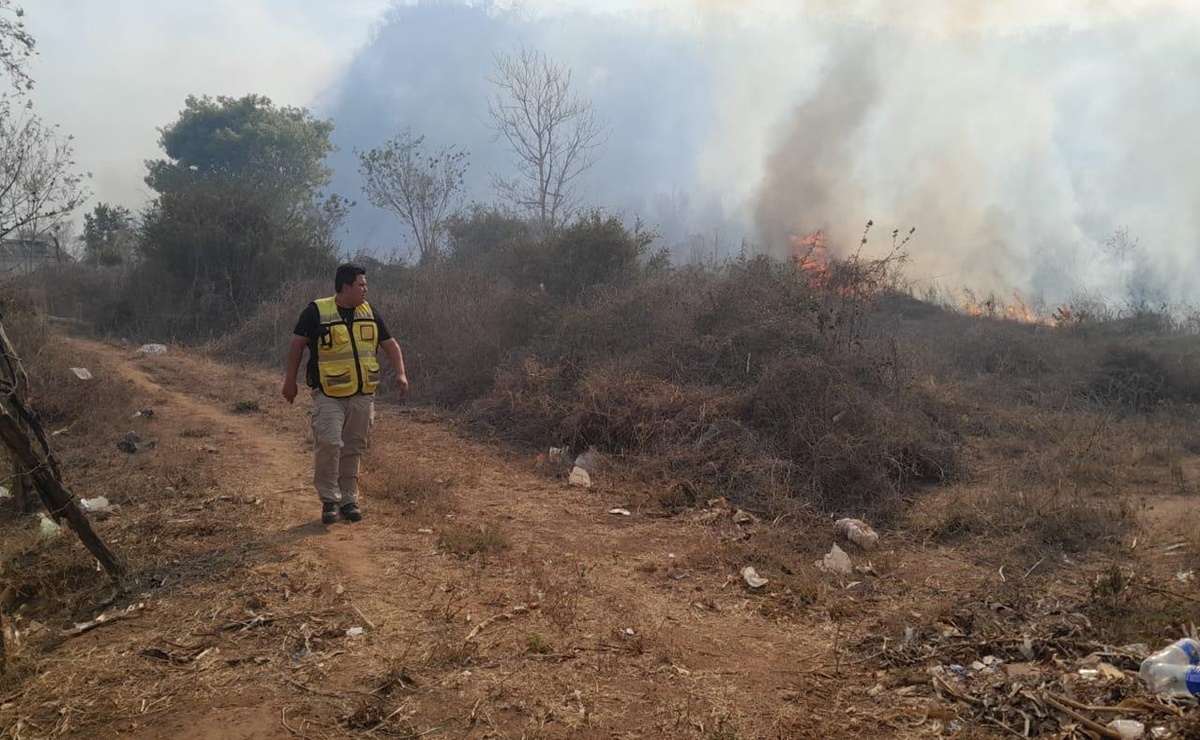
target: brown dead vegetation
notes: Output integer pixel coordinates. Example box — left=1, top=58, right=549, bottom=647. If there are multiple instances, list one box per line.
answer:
left=5, top=221, right=1200, bottom=736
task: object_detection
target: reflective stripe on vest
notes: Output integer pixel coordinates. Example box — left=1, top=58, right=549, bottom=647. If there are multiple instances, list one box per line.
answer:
left=313, top=296, right=381, bottom=397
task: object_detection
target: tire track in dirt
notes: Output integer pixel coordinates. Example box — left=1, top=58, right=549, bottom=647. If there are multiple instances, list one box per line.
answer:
left=68, top=339, right=382, bottom=598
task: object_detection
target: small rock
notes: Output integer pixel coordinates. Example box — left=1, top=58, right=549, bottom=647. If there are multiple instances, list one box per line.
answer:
left=817, top=544, right=853, bottom=576
left=38, top=514, right=61, bottom=538
left=345, top=627, right=365, bottom=638
left=568, top=466, right=591, bottom=488
left=69, top=367, right=93, bottom=380
left=138, top=343, right=168, bottom=355
left=732, top=509, right=758, bottom=525
left=116, top=432, right=144, bottom=454
left=741, top=566, right=769, bottom=588
left=608, top=508, right=632, bottom=516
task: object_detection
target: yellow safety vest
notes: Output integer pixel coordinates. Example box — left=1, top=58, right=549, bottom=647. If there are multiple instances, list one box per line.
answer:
left=314, top=296, right=381, bottom=397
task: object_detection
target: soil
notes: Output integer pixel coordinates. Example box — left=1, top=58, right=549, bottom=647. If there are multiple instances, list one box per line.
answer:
left=2, top=338, right=1198, bottom=738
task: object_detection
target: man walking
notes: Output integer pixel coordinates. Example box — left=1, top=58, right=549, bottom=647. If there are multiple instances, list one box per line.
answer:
left=282, top=263, right=408, bottom=524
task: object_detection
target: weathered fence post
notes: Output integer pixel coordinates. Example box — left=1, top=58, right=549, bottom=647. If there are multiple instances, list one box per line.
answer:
left=0, top=318, right=122, bottom=579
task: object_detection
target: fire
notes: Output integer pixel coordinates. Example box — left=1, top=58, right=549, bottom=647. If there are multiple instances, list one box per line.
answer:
left=790, top=230, right=830, bottom=289
left=952, top=289, right=1047, bottom=325
left=1006, top=291, right=1037, bottom=323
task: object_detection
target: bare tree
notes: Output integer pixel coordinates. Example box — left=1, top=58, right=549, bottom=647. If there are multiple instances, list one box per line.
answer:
left=487, top=47, right=608, bottom=232
left=0, top=104, right=87, bottom=243
left=0, top=1, right=33, bottom=95
left=0, top=2, right=86, bottom=245
left=357, top=131, right=467, bottom=264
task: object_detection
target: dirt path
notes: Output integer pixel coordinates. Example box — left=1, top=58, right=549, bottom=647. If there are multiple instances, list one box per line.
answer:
left=5, top=338, right=1195, bottom=739
left=36, top=339, right=860, bottom=739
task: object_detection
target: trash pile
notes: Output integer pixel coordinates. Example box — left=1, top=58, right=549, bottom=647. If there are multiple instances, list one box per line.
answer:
left=539, top=445, right=603, bottom=490
left=692, top=497, right=760, bottom=543
left=865, top=612, right=1200, bottom=738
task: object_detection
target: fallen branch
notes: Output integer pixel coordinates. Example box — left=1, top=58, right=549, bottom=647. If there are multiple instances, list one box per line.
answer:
left=1140, top=583, right=1200, bottom=604
left=465, top=604, right=533, bottom=642
left=931, top=673, right=984, bottom=707
left=1041, top=692, right=1123, bottom=739
left=64, top=602, right=146, bottom=637
left=286, top=679, right=345, bottom=699
left=352, top=604, right=376, bottom=631
left=280, top=706, right=318, bottom=740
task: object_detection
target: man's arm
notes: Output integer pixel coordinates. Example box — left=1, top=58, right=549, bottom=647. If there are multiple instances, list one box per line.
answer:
left=282, top=335, right=308, bottom=404
left=380, top=338, right=408, bottom=398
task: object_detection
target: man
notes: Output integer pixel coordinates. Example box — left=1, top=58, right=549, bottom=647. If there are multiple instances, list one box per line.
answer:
left=282, top=263, right=409, bottom=524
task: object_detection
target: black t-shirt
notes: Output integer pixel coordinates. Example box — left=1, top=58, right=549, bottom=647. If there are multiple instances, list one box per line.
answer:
left=293, top=302, right=393, bottom=388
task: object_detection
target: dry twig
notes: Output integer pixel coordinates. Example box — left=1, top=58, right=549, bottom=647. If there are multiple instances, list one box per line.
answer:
left=1040, top=692, right=1123, bottom=739
left=464, top=603, right=532, bottom=642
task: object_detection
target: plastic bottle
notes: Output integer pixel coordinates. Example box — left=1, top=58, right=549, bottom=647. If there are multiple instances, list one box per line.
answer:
left=1139, top=638, right=1200, bottom=697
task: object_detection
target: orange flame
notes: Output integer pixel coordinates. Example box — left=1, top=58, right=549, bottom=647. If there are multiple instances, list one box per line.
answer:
left=953, top=289, right=1048, bottom=325
left=790, top=230, right=830, bottom=289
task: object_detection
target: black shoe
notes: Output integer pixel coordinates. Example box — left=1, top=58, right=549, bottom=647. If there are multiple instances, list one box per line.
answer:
left=321, top=502, right=338, bottom=525
left=340, top=502, right=362, bottom=523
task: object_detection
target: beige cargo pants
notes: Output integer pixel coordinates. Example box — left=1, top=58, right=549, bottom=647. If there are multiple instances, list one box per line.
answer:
left=311, top=391, right=375, bottom=505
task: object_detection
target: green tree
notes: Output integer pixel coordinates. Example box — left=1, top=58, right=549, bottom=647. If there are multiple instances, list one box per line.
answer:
left=146, top=94, right=334, bottom=202
left=137, top=95, right=341, bottom=337
left=545, top=212, right=656, bottom=300
left=82, top=203, right=134, bottom=265
left=356, top=130, right=467, bottom=264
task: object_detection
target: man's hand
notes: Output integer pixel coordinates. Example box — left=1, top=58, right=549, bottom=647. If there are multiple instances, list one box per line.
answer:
left=395, top=373, right=409, bottom=400
left=282, top=378, right=298, bottom=404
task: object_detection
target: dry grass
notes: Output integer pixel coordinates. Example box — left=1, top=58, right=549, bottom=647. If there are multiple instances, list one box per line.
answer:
left=356, top=445, right=459, bottom=535
left=437, top=521, right=509, bottom=558
left=14, top=243, right=1200, bottom=737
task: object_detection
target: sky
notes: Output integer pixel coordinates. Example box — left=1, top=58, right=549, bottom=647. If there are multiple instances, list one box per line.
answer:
left=23, top=0, right=1200, bottom=307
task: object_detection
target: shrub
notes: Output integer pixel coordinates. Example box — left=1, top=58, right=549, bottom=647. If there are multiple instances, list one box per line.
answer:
left=1090, top=346, right=1172, bottom=412
left=467, top=252, right=964, bottom=519
left=543, top=211, right=656, bottom=300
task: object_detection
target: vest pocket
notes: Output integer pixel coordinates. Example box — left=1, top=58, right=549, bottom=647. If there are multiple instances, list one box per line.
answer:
left=362, top=358, right=381, bottom=392
left=322, top=368, right=354, bottom=395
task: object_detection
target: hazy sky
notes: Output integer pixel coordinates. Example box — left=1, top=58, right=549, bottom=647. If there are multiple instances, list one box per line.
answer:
left=23, top=1, right=1200, bottom=305
left=27, top=0, right=393, bottom=209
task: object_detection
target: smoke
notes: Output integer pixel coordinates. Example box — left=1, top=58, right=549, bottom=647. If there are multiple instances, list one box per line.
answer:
left=318, top=0, right=1200, bottom=305
left=743, top=0, right=1200, bottom=305
left=753, top=43, right=878, bottom=253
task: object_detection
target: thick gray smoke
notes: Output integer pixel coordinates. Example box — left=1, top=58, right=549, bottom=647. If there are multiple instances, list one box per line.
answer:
left=739, top=0, right=1200, bottom=305
left=318, top=0, right=1200, bottom=306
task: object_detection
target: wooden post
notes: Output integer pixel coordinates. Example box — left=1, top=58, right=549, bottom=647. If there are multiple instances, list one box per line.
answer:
left=0, top=318, right=122, bottom=579
left=10, top=451, right=33, bottom=514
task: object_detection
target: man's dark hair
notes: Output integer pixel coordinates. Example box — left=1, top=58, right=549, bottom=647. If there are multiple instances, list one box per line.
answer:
left=335, top=263, right=366, bottom=293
